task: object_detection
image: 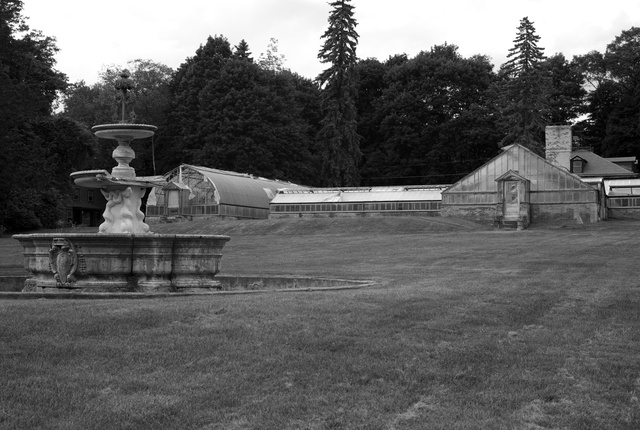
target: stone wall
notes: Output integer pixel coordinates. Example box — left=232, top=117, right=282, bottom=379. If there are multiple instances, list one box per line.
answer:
left=530, top=203, right=598, bottom=224
left=607, top=208, right=640, bottom=220
left=440, top=205, right=498, bottom=222
left=442, top=202, right=598, bottom=224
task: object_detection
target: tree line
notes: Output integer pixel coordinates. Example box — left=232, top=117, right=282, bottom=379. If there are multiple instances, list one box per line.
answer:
left=2, top=0, right=640, bottom=231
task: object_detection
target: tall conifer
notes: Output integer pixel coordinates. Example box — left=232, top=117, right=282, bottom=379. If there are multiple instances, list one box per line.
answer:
left=316, top=0, right=361, bottom=186
left=497, top=17, right=550, bottom=153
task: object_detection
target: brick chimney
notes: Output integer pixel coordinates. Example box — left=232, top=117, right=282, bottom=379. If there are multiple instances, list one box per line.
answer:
left=545, top=125, right=572, bottom=170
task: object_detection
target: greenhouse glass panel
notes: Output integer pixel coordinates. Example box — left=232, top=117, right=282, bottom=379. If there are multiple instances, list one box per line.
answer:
left=509, top=148, right=518, bottom=170
left=468, top=176, right=477, bottom=191
left=542, top=192, right=551, bottom=203
left=497, top=154, right=505, bottom=175
left=519, top=147, right=527, bottom=174
left=468, top=175, right=476, bottom=192
left=554, top=170, right=561, bottom=191
left=540, top=192, right=549, bottom=203
left=480, top=165, right=488, bottom=192
left=558, top=172, right=566, bottom=190
left=540, top=164, right=551, bottom=191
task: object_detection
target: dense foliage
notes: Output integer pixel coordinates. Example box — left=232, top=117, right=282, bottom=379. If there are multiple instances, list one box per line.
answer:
left=574, top=27, right=640, bottom=155
left=0, top=0, right=93, bottom=231
left=159, top=35, right=321, bottom=184
left=62, top=59, right=173, bottom=176
left=357, top=46, right=501, bottom=185
left=3, top=0, right=640, bottom=231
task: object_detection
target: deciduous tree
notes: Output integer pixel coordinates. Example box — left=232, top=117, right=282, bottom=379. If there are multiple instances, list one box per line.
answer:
left=599, top=27, right=640, bottom=157
left=574, top=28, right=640, bottom=156
left=358, top=46, right=499, bottom=185
left=542, top=53, right=586, bottom=125
left=258, top=38, right=286, bottom=72
left=161, top=35, right=233, bottom=171
left=62, top=59, right=173, bottom=175
left=0, top=0, right=88, bottom=231
left=197, top=59, right=319, bottom=184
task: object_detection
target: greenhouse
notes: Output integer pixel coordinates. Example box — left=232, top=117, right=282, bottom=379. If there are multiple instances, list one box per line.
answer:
left=441, top=144, right=600, bottom=228
left=604, top=178, right=640, bottom=219
left=270, top=185, right=448, bottom=218
left=146, top=164, right=302, bottom=219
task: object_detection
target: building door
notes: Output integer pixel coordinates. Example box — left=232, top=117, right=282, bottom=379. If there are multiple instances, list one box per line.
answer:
left=503, top=181, right=520, bottom=220
left=167, top=189, right=180, bottom=215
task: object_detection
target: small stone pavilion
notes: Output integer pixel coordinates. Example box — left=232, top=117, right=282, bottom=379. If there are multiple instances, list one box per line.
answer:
left=441, top=126, right=599, bottom=228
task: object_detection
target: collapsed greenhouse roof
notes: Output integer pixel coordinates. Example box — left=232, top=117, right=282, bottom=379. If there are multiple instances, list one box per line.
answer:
left=176, top=164, right=302, bottom=208
left=147, top=164, right=304, bottom=219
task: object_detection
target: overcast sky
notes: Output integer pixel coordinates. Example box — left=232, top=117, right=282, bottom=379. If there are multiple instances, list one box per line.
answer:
left=21, top=0, right=640, bottom=85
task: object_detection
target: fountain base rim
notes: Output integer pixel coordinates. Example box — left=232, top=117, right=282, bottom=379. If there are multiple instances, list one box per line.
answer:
left=1, top=275, right=377, bottom=298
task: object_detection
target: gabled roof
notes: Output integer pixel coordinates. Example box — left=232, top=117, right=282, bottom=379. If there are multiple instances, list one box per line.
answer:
left=570, top=150, right=636, bottom=178
left=444, top=144, right=593, bottom=194
left=495, top=170, right=529, bottom=183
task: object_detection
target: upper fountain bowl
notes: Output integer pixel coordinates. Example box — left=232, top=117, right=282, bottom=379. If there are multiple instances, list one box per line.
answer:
left=92, top=123, right=157, bottom=141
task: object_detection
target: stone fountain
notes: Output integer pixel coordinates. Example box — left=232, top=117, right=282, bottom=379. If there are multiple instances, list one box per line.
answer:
left=13, top=70, right=230, bottom=293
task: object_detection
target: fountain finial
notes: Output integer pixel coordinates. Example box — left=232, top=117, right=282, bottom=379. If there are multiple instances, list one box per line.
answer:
left=114, top=69, right=136, bottom=123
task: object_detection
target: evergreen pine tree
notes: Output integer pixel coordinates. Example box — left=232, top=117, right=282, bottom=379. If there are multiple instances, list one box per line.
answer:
left=497, top=17, right=550, bottom=154
left=502, top=17, right=546, bottom=76
left=316, top=0, right=361, bottom=186
left=233, top=39, right=253, bottom=62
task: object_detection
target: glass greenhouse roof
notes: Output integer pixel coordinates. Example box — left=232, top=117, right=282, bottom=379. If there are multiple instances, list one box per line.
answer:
left=272, top=186, right=448, bottom=204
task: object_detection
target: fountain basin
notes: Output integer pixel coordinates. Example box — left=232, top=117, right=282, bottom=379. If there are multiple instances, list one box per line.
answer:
left=12, top=233, right=230, bottom=293
left=92, top=123, right=157, bottom=140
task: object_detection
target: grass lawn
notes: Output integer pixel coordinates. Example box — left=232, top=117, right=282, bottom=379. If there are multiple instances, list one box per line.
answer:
left=1, top=217, right=640, bottom=429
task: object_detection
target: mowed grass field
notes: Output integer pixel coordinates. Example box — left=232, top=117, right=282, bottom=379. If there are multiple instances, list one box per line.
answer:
left=1, top=216, right=640, bottom=429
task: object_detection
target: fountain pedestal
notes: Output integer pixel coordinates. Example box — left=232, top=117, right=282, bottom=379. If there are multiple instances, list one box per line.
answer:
left=71, top=123, right=162, bottom=235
